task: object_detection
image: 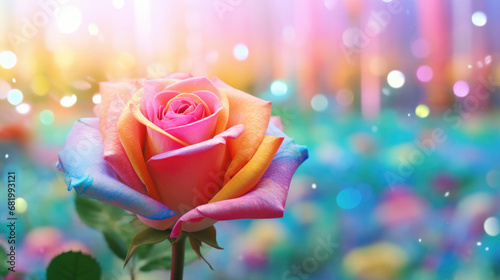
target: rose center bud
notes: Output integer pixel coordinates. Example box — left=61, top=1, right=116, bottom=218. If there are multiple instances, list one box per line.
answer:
left=162, top=96, right=211, bottom=122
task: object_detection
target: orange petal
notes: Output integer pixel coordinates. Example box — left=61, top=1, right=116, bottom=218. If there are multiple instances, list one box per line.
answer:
left=209, top=135, right=283, bottom=203
left=219, top=86, right=272, bottom=182
left=117, top=90, right=161, bottom=202
left=99, top=81, right=140, bottom=135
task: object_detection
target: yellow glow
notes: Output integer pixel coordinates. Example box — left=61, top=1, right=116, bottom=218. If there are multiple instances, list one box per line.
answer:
left=15, top=198, right=28, bottom=214
left=415, top=104, right=430, bottom=118
left=54, top=47, right=75, bottom=69
left=32, top=75, right=50, bottom=96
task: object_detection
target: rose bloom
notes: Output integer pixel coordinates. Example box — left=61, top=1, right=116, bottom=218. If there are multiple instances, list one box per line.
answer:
left=57, top=73, right=307, bottom=237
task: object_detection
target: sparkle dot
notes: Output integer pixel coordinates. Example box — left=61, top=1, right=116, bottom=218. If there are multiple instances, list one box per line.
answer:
left=12, top=78, right=16, bottom=83
left=336, top=188, right=361, bottom=209
left=270, top=80, right=288, bottom=96
left=471, top=11, right=487, bottom=27
left=416, top=65, right=433, bottom=82
left=486, top=247, right=490, bottom=251
left=484, top=217, right=499, bottom=236
left=60, top=94, right=77, bottom=107
left=88, top=23, right=99, bottom=36
left=5, top=154, right=9, bottom=158
left=92, top=93, right=101, bottom=104
left=468, top=65, right=472, bottom=69
left=415, top=104, right=430, bottom=118
left=40, top=110, right=54, bottom=125
left=7, top=89, right=23, bottom=105
left=55, top=6, right=82, bottom=34
left=312, top=183, right=317, bottom=189
left=485, top=55, right=492, bottom=65
left=387, top=70, right=405, bottom=88
left=15, top=198, right=28, bottom=214
left=418, top=238, right=422, bottom=243
left=444, top=191, right=450, bottom=197
left=477, top=242, right=482, bottom=246
left=233, top=43, right=249, bottom=61
left=408, top=113, right=411, bottom=117
left=311, top=94, right=328, bottom=112
left=16, top=103, right=31, bottom=114
left=0, top=51, right=17, bottom=69
left=453, top=80, right=470, bottom=97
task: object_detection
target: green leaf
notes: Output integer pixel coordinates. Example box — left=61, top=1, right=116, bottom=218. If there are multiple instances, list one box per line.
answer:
left=138, top=236, right=200, bottom=272
left=139, top=256, right=172, bottom=272
left=130, top=216, right=149, bottom=232
left=0, top=246, right=9, bottom=277
left=74, top=195, right=127, bottom=231
left=103, top=230, right=129, bottom=260
left=124, top=227, right=173, bottom=269
left=188, top=235, right=214, bottom=270
left=189, top=226, right=223, bottom=249
left=46, top=251, right=100, bottom=280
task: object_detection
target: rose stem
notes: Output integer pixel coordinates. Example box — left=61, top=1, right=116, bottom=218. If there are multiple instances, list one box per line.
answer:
left=170, top=233, right=186, bottom=280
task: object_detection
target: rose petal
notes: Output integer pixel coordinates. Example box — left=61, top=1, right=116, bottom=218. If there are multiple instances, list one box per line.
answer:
left=102, top=94, right=146, bottom=194
left=137, top=215, right=178, bottom=230
left=132, top=94, right=223, bottom=160
left=141, top=78, right=181, bottom=121
left=213, top=78, right=272, bottom=182
left=146, top=124, right=244, bottom=215
left=152, top=90, right=220, bottom=133
left=118, top=91, right=163, bottom=202
left=57, top=118, right=176, bottom=220
left=170, top=120, right=308, bottom=237
left=270, top=116, right=283, bottom=131
left=208, top=135, right=283, bottom=203
left=99, top=81, right=140, bottom=134
left=165, top=73, right=193, bottom=80
left=163, top=107, right=221, bottom=146
left=164, top=77, right=229, bottom=135
left=130, top=102, right=189, bottom=160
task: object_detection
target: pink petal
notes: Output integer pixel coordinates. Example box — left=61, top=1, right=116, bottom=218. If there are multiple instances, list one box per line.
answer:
left=170, top=122, right=308, bottom=237
left=146, top=125, right=244, bottom=215
left=102, top=94, right=146, bottom=194
left=270, top=116, right=283, bottom=131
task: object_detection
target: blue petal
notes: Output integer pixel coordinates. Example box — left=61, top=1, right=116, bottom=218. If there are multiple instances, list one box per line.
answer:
left=57, top=118, right=176, bottom=220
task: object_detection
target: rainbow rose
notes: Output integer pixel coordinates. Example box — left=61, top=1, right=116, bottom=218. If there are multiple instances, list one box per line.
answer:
left=57, top=73, right=307, bottom=238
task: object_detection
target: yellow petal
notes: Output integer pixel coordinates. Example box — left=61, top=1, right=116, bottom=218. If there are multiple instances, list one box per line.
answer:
left=117, top=90, right=161, bottom=202
left=219, top=87, right=272, bottom=183
left=214, top=88, right=229, bottom=136
left=209, top=135, right=283, bottom=203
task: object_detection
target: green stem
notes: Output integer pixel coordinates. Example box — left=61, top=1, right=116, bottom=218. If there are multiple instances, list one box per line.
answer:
left=170, top=233, right=186, bottom=280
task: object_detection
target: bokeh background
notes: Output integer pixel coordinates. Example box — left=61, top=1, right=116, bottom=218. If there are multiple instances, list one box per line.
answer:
left=1, top=0, right=500, bottom=279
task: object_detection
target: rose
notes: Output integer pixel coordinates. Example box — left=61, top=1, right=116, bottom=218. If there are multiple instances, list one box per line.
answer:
left=57, top=73, right=307, bottom=238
